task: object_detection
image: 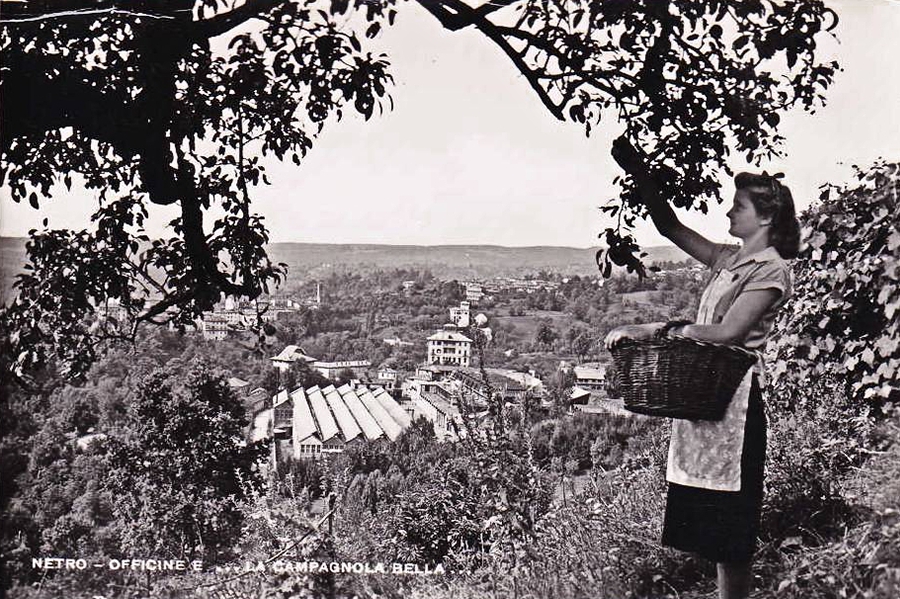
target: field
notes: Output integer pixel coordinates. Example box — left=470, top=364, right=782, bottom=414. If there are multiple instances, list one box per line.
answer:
left=492, top=310, right=579, bottom=340
left=619, top=290, right=660, bottom=306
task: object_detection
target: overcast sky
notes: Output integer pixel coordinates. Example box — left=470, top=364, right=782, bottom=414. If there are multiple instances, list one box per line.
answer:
left=2, top=0, right=899, bottom=248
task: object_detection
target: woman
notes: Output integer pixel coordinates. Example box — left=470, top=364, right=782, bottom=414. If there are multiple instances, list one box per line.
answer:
left=604, top=154, right=800, bottom=599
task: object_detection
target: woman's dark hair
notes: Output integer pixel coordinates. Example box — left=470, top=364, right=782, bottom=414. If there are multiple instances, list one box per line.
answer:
left=734, top=171, right=801, bottom=259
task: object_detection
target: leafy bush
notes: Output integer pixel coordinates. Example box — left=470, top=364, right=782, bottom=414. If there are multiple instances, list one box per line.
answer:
left=104, top=365, right=267, bottom=562
left=769, top=161, right=900, bottom=411
left=762, top=407, right=865, bottom=550
left=529, top=412, right=659, bottom=473
left=500, top=425, right=711, bottom=599
left=761, top=414, right=900, bottom=599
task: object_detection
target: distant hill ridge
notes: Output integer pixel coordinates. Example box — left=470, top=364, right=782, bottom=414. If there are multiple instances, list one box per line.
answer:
left=0, top=237, right=690, bottom=299
left=267, top=243, right=691, bottom=279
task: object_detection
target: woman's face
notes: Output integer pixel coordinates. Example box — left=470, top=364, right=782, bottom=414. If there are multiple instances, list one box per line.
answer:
left=726, top=189, right=769, bottom=240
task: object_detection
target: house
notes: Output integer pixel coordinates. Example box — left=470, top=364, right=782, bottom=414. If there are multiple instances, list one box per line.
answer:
left=570, top=386, right=591, bottom=405
left=573, top=396, right=632, bottom=417
left=270, top=345, right=317, bottom=372
left=465, top=283, right=484, bottom=304
left=377, top=367, right=398, bottom=383
left=246, top=387, right=269, bottom=413
left=449, top=301, right=471, bottom=328
left=488, top=368, right=544, bottom=394
left=377, top=367, right=401, bottom=392
left=96, top=298, right=129, bottom=323
left=313, top=360, right=371, bottom=380
left=200, top=315, right=230, bottom=341
left=218, top=310, right=246, bottom=326
left=426, top=329, right=473, bottom=368
left=574, top=365, right=607, bottom=391
left=238, top=307, right=269, bottom=324
left=494, top=378, right=527, bottom=402
left=227, top=377, right=251, bottom=397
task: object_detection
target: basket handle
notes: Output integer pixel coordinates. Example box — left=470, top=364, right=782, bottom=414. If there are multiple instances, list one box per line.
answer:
left=654, top=320, right=693, bottom=340
left=667, top=333, right=759, bottom=360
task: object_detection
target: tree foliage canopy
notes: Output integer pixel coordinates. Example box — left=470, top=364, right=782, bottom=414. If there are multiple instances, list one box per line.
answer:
left=2, top=0, right=396, bottom=378
left=1, top=0, right=840, bottom=379
left=105, top=364, right=266, bottom=559
left=421, top=0, right=839, bottom=275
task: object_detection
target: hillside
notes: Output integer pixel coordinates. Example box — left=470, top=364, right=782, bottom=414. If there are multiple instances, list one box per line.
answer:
left=268, top=243, right=691, bottom=280
left=0, top=237, right=691, bottom=300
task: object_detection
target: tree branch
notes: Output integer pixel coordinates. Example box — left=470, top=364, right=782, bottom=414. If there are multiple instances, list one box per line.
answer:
left=492, top=25, right=629, bottom=96
left=192, top=0, right=285, bottom=40
left=0, top=55, right=143, bottom=154
left=0, top=0, right=194, bottom=22
left=0, top=0, right=287, bottom=42
left=414, top=0, right=471, bottom=31
left=474, top=0, right=518, bottom=20
left=416, top=0, right=564, bottom=120
left=135, top=288, right=195, bottom=324
left=0, top=7, right=179, bottom=24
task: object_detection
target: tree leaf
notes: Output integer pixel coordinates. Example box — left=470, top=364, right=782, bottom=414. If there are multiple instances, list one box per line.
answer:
left=888, top=230, right=900, bottom=252
left=861, top=348, right=876, bottom=366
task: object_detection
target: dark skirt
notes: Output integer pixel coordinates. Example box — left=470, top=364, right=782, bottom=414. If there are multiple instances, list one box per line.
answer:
left=661, top=377, right=767, bottom=564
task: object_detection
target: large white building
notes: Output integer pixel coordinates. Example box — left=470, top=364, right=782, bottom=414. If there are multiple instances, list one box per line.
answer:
left=426, top=330, right=473, bottom=368
left=200, top=316, right=230, bottom=341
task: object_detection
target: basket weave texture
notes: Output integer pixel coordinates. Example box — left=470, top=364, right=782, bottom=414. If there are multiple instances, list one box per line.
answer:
left=607, top=334, right=757, bottom=421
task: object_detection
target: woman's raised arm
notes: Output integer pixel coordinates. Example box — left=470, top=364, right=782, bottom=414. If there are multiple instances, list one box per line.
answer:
left=611, top=136, right=720, bottom=268
left=634, top=183, right=721, bottom=268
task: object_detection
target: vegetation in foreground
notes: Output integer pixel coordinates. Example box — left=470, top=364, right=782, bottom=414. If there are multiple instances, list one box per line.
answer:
left=2, top=161, right=899, bottom=598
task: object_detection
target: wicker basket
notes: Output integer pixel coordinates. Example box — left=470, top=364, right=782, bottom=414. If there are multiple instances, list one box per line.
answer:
left=607, top=334, right=757, bottom=421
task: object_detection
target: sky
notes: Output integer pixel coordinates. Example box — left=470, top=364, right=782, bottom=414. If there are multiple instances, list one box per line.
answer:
left=2, top=0, right=899, bottom=248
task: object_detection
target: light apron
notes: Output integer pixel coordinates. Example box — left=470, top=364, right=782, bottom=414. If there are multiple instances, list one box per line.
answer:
left=665, top=267, right=759, bottom=492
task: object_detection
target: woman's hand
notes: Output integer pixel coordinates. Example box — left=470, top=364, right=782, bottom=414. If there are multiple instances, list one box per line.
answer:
left=604, top=323, right=663, bottom=350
